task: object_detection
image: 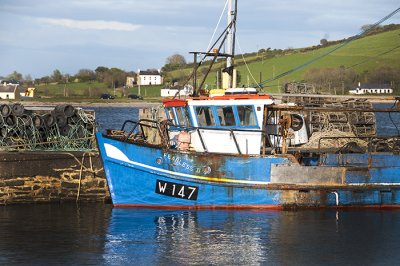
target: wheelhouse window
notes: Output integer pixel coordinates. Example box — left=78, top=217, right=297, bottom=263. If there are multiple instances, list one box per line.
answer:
left=165, top=107, right=176, bottom=125
left=196, top=106, right=215, bottom=127
left=237, top=105, right=257, bottom=126
left=216, top=106, right=236, bottom=126
left=175, top=107, right=192, bottom=127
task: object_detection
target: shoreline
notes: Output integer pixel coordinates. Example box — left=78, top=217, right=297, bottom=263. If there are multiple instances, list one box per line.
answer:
left=1, top=94, right=398, bottom=108
left=0, top=100, right=161, bottom=108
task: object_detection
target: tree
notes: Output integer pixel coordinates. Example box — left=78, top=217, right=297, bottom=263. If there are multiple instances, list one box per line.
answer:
left=24, top=74, right=34, bottom=86
left=365, top=66, right=400, bottom=87
left=7, top=71, right=23, bottom=82
left=320, top=38, right=328, bottom=46
left=166, top=54, right=186, bottom=66
left=51, top=69, right=63, bottom=83
left=162, top=54, right=187, bottom=71
left=361, top=24, right=373, bottom=32
left=39, top=76, right=51, bottom=85
left=303, top=67, right=357, bottom=94
left=102, top=67, right=127, bottom=88
left=75, top=69, right=96, bottom=82
left=95, top=66, right=109, bottom=82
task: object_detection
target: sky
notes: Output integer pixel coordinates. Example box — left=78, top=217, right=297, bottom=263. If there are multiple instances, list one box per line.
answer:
left=0, top=0, right=399, bottom=79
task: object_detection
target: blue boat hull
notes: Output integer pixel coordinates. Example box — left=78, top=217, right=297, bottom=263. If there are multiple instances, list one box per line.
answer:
left=96, top=132, right=400, bottom=208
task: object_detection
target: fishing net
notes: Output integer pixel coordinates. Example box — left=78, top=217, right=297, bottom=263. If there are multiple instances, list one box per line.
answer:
left=302, top=129, right=368, bottom=149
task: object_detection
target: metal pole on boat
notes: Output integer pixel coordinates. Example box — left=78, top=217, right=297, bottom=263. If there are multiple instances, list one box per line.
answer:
left=193, top=52, right=198, bottom=96
left=226, top=0, right=237, bottom=88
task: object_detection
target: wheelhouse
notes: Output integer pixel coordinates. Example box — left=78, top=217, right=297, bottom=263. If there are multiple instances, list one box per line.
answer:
left=162, top=94, right=274, bottom=155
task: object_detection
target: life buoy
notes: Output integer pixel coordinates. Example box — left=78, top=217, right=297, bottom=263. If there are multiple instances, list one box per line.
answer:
left=290, top=114, right=303, bottom=131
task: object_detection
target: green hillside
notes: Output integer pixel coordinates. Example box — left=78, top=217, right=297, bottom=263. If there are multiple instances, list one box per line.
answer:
left=33, top=26, right=400, bottom=101
left=169, top=27, right=400, bottom=93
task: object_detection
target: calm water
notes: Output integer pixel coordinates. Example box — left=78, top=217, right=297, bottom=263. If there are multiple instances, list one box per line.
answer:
left=90, top=107, right=139, bottom=133
left=1, top=106, right=400, bottom=265
left=1, top=204, right=400, bottom=265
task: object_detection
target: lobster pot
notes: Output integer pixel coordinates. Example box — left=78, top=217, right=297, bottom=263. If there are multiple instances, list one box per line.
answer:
left=42, top=113, right=56, bottom=128
left=11, top=103, right=25, bottom=117
left=0, top=127, right=7, bottom=138
left=0, top=104, right=12, bottom=117
left=32, top=115, right=44, bottom=129
left=5, top=115, right=17, bottom=128
left=0, top=104, right=96, bottom=151
left=54, top=104, right=75, bottom=118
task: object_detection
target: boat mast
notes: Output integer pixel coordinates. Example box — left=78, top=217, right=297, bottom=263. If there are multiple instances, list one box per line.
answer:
left=189, top=0, right=238, bottom=96
left=226, top=0, right=237, bottom=88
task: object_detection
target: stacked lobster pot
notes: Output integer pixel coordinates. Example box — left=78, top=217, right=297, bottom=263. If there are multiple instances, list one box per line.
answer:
left=0, top=103, right=96, bottom=151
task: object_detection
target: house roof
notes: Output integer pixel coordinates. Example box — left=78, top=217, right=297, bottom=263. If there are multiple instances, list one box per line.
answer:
left=0, top=85, right=18, bottom=93
left=139, top=70, right=160, bottom=76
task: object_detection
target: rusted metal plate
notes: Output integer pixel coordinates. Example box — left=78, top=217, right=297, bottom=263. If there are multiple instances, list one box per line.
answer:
left=270, top=165, right=346, bottom=184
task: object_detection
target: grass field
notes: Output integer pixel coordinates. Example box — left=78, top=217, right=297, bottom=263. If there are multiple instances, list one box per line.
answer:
left=36, top=82, right=163, bottom=101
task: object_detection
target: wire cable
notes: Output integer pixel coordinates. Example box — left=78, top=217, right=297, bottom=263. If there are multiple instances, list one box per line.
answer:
left=236, top=37, right=263, bottom=88
left=206, top=0, right=229, bottom=52
left=346, top=44, right=400, bottom=69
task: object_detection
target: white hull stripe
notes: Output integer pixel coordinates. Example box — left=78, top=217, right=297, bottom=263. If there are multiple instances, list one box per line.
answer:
left=104, top=143, right=271, bottom=185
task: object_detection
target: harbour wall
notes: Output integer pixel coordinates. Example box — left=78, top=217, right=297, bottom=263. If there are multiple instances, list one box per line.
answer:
left=0, top=151, right=110, bottom=205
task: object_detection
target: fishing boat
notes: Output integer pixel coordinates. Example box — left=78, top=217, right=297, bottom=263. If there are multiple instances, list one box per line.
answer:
left=96, top=0, right=400, bottom=208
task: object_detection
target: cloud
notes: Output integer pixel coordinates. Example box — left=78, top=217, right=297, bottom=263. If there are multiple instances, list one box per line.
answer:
left=37, top=17, right=141, bottom=31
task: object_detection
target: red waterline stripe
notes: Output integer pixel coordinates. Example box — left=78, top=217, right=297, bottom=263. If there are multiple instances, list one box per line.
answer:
left=113, top=204, right=284, bottom=210
left=113, top=204, right=400, bottom=210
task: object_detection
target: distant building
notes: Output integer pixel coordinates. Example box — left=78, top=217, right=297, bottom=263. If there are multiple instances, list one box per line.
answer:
left=126, top=76, right=135, bottom=87
left=137, top=69, right=162, bottom=86
left=349, top=82, right=393, bottom=95
left=161, top=85, right=193, bottom=98
left=1, top=80, right=20, bottom=86
left=20, top=87, right=35, bottom=98
left=0, top=84, right=21, bottom=99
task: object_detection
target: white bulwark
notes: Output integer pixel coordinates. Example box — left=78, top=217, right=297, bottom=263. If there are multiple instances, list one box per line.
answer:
left=137, top=69, right=163, bottom=86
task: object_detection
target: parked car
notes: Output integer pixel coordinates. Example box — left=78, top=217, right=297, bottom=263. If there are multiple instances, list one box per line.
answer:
left=128, top=94, right=143, bottom=100
left=100, top=93, right=115, bottom=99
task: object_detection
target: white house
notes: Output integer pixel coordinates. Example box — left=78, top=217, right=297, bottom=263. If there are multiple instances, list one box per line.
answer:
left=349, top=82, right=393, bottom=95
left=137, top=69, right=163, bottom=86
left=0, top=85, right=21, bottom=99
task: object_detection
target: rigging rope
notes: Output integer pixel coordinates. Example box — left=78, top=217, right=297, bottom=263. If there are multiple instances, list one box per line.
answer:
left=236, top=37, right=263, bottom=88
left=206, top=0, right=229, bottom=52
left=256, top=7, right=400, bottom=87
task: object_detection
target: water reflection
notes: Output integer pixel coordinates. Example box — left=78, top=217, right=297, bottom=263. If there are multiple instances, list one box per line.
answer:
left=105, top=209, right=278, bottom=265
left=1, top=205, right=400, bottom=265
left=105, top=208, right=400, bottom=266
left=0, top=203, right=111, bottom=265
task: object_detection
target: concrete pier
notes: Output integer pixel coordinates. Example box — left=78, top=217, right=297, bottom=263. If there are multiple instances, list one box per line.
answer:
left=0, top=151, right=109, bottom=204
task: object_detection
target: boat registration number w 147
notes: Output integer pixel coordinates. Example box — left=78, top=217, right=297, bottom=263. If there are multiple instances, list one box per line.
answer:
left=155, top=179, right=198, bottom=200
